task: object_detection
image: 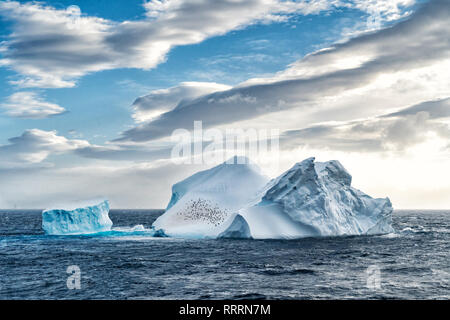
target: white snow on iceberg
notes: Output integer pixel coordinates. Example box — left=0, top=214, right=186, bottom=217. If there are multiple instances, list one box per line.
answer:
left=154, top=157, right=394, bottom=240
left=42, top=200, right=113, bottom=235
left=226, top=157, right=394, bottom=239
left=152, top=156, right=269, bottom=238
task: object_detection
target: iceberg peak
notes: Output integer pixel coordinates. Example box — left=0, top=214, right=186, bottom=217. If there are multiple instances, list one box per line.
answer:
left=316, top=159, right=352, bottom=186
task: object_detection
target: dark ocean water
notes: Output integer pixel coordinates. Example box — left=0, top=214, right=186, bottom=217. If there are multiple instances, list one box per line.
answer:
left=0, top=209, right=448, bottom=300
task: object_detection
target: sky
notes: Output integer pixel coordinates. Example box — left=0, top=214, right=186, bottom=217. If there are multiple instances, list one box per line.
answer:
left=0, top=0, right=449, bottom=209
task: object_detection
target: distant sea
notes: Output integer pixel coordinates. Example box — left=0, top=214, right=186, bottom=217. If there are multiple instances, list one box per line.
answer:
left=0, top=209, right=448, bottom=299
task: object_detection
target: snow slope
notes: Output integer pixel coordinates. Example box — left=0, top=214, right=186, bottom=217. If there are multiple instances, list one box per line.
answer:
left=152, top=156, right=269, bottom=238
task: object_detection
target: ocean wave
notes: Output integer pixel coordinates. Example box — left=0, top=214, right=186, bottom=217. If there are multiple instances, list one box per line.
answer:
left=261, top=266, right=316, bottom=276
left=379, top=232, right=400, bottom=238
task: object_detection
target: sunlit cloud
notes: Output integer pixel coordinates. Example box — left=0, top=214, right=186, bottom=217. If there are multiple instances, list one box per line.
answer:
left=0, top=91, right=66, bottom=118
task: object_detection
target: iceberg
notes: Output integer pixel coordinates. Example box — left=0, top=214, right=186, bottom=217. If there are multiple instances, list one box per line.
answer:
left=225, top=157, right=394, bottom=239
left=154, top=157, right=394, bottom=239
left=152, top=156, right=269, bottom=238
left=42, top=200, right=113, bottom=235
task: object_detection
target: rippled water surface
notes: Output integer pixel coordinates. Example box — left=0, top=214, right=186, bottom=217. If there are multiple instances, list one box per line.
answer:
left=0, top=210, right=449, bottom=299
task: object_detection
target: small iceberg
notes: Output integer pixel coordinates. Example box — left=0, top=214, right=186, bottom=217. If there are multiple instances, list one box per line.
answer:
left=42, top=200, right=113, bottom=235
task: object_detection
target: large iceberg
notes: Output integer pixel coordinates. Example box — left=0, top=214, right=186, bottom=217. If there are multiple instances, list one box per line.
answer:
left=153, top=157, right=394, bottom=239
left=152, top=156, right=269, bottom=238
left=42, top=200, right=113, bottom=235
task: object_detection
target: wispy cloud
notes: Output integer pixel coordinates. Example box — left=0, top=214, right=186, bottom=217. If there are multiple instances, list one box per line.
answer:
left=281, top=97, right=450, bottom=153
left=351, top=0, right=416, bottom=21
left=382, top=97, right=450, bottom=119
left=132, top=82, right=231, bottom=122
left=0, top=91, right=66, bottom=118
left=115, top=0, right=449, bottom=143
left=0, top=0, right=343, bottom=89
left=0, top=129, right=89, bottom=167
left=0, top=159, right=204, bottom=208
left=0, top=127, right=177, bottom=167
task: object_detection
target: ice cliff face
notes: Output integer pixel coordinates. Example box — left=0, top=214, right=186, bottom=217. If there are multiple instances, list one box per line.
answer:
left=42, top=200, right=113, bottom=235
left=152, top=156, right=269, bottom=238
left=230, top=157, right=394, bottom=239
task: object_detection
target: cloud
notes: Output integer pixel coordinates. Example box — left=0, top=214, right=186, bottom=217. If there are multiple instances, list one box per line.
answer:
left=280, top=99, right=450, bottom=153
left=74, top=144, right=173, bottom=162
left=0, top=1, right=112, bottom=88
left=0, top=0, right=342, bottom=88
left=3, top=0, right=450, bottom=210
left=116, top=0, right=450, bottom=143
left=0, top=128, right=174, bottom=165
left=0, top=160, right=207, bottom=209
left=0, top=129, right=90, bottom=167
left=0, top=195, right=9, bottom=208
left=132, top=82, right=231, bottom=122
left=350, top=0, right=416, bottom=21
left=0, top=91, right=66, bottom=118
left=383, top=97, right=450, bottom=119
